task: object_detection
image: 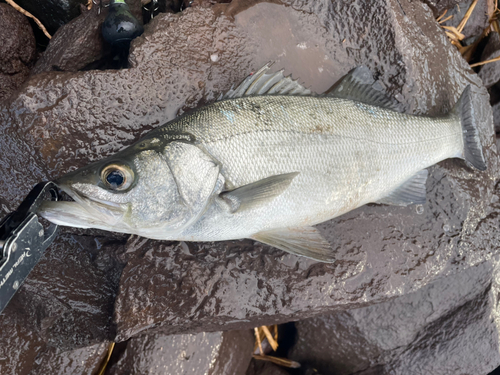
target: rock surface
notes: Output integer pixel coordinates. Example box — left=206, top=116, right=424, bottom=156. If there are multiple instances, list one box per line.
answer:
left=13, top=0, right=87, bottom=35
left=0, top=234, right=124, bottom=373
left=0, top=0, right=498, bottom=372
left=289, top=253, right=500, bottom=375
left=108, top=330, right=254, bottom=374
left=29, top=342, right=109, bottom=375
left=0, top=3, right=36, bottom=101
left=494, top=100, right=500, bottom=132
left=479, top=32, right=500, bottom=89
left=246, top=360, right=291, bottom=375
left=114, top=0, right=499, bottom=341
left=440, top=0, right=492, bottom=40
left=421, top=0, right=461, bottom=16
left=32, top=0, right=144, bottom=74
left=32, top=4, right=107, bottom=74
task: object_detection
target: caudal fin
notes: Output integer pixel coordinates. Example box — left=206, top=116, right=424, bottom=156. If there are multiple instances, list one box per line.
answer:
left=453, top=85, right=487, bottom=171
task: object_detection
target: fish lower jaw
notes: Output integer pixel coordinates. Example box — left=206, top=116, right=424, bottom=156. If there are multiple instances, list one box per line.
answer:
left=37, top=199, right=128, bottom=231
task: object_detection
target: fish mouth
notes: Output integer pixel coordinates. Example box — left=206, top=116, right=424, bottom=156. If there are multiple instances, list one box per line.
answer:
left=38, top=183, right=129, bottom=231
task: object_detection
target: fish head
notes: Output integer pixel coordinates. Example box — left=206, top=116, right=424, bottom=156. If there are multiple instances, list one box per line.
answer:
left=39, top=136, right=223, bottom=237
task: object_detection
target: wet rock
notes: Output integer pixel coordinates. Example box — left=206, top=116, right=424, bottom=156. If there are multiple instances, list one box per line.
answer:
left=493, top=101, right=500, bottom=132
left=440, top=0, right=491, bottom=39
left=246, top=360, right=291, bottom=375
left=0, top=0, right=497, bottom=360
left=0, top=234, right=125, bottom=373
left=164, top=0, right=183, bottom=12
left=113, top=0, right=498, bottom=340
left=0, top=3, right=36, bottom=101
left=479, top=32, right=500, bottom=89
left=185, top=0, right=232, bottom=8
left=12, top=0, right=87, bottom=35
left=32, top=0, right=144, bottom=74
left=421, top=0, right=461, bottom=17
left=108, top=330, right=254, bottom=374
left=289, top=257, right=500, bottom=375
left=30, top=342, right=109, bottom=375
left=32, top=4, right=107, bottom=74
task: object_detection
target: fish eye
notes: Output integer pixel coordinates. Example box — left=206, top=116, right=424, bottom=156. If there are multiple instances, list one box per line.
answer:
left=101, top=164, right=134, bottom=191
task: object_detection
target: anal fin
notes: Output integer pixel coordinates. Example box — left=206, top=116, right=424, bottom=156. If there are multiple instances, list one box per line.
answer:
left=375, top=169, right=428, bottom=206
left=251, top=226, right=335, bottom=263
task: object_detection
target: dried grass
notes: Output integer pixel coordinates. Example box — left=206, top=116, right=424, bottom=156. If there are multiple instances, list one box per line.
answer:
left=5, top=0, right=51, bottom=39
left=254, top=327, right=264, bottom=355
left=440, top=0, right=500, bottom=64
left=457, top=0, right=480, bottom=33
left=470, top=53, right=500, bottom=66
left=96, top=342, right=115, bottom=375
left=252, top=324, right=300, bottom=369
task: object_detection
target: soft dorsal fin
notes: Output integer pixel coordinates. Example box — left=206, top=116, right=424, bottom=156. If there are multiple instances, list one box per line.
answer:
left=221, top=63, right=312, bottom=100
left=328, top=66, right=403, bottom=112
left=251, top=226, right=335, bottom=263
left=220, top=172, right=299, bottom=213
left=375, top=169, right=428, bottom=206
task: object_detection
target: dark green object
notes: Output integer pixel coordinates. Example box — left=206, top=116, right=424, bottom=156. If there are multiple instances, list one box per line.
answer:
left=102, top=0, right=144, bottom=48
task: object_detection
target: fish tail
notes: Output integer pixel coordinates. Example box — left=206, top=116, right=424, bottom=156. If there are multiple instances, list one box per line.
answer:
left=452, top=85, right=487, bottom=171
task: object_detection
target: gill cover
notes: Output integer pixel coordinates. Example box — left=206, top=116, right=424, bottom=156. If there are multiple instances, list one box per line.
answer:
left=163, top=141, right=223, bottom=230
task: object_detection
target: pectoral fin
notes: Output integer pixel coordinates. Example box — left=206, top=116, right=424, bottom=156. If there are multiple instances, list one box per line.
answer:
left=375, top=169, right=428, bottom=206
left=251, top=226, right=335, bottom=263
left=220, top=172, right=299, bottom=213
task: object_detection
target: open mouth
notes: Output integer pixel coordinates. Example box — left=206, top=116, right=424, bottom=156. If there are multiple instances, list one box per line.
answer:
left=37, top=184, right=127, bottom=230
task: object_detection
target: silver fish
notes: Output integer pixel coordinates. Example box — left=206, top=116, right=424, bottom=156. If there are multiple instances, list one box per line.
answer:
left=38, top=64, right=487, bottom=262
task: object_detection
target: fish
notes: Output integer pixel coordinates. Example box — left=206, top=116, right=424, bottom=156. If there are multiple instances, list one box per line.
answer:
left=38, top=64, right=487, bottom=263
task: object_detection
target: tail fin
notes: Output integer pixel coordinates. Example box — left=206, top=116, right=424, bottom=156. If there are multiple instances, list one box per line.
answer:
left=452, top=85, right=487, bottom=171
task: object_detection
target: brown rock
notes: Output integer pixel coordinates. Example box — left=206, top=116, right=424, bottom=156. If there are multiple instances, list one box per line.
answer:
left=113, top=0, right=499, bottom=341
left=12, top=0, right=87, bottom=35
left=493, top=101, right=500, bottom=133
left=290, top=256, right=500, bottom=375
left=420, top=0, right=461, bottom=16
left=108, top=330, right=254, bottom=375
left=32, top=0, right=144, bottom=74
left=440, top=0, right=491, bottom=40
left=479, top=32, right=500, bottom=89
left=0, top=3, right=36, bottom=101
left=0, top=234, right=125, bottom=372
left=30, top=343, right=109, bottom=375
left=32, top=4, right=107, bottom=74
left=0, top=0, right=497, bottom=369
left=246, top=360, right=291, bottom=375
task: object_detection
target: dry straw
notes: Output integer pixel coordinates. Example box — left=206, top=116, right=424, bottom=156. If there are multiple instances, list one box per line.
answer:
left=440, top=0, right=500, bottom=65
left=5, top=0, right=51, bottom=39
left=253, top=325, right=300, bottom=368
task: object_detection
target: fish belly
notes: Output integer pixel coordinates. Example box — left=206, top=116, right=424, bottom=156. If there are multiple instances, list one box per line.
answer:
left=174, top=96, right=463, bottom=241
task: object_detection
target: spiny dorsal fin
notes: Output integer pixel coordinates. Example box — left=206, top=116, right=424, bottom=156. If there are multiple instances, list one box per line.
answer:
left=220, top=172, right=299, bottom=213
left=328, top=66, right=403, bottom=112
left=251, top=226, right=335, bottom=263
left=221, top=63, right=312, bottom=100
left=375, top=169, right=428, bottom=206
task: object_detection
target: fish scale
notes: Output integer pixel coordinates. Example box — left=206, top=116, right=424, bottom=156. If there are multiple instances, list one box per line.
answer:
left=38, top=65, right=486, bottom=262
left=169, top=95, right=462, bottom=242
